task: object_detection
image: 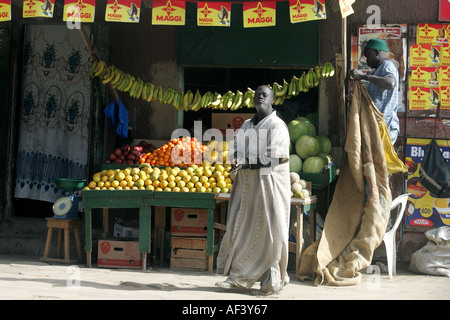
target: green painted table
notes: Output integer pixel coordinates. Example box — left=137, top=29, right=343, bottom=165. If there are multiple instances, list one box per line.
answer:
left=82, top=190, right=223, bottom=272
left=82, top=190, right=316, bottom=274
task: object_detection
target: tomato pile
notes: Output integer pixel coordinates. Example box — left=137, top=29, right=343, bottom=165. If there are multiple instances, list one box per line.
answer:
left=140, top=137, right=207, bottom=167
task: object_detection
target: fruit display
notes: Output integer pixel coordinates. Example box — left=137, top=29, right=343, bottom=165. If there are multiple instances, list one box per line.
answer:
left=140, top=137, right=207, bottom=167
left=288, top=117, right=333, bottom=174
left=289, top=172, right=311, bottom=199
left=139, top=137, right=232, bottom=167
left=83, top=162, right=234, bottom=194
left=89, top=59, right=335, bottom=112
left=104, top=141, right=156, bottom=165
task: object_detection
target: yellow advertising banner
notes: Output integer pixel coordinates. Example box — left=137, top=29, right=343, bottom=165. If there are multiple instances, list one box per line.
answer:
left=105, top=0, right=141, bottom=23
left=409, top=87, right=440, bottom=111
left=197, top=2, right=231, bottom=27
left=440, top=85, right=450, bottom=110
left=0, top=0, right=11, bottom=22
left=409, top=67, right=440, bottom=88
left=63, top=0, right=96, bottom=23
left=152, top=0, right=185, bottom=26
left=243, top=1, right=276, bottom=28
left=289, top=0, right=326, bottom=24
left=23, top=0, right=54, bottom=18
left=417, top=23, right=450, bottom=45
left=439, top=66, right=450, bottom=87
left=409, top=44, right=441, bottom=67
left=442, top=44, right=450, bottom=65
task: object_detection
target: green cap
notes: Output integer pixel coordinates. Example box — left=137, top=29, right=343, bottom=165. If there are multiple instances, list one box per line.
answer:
left=365, top=39, right=388, bottom=52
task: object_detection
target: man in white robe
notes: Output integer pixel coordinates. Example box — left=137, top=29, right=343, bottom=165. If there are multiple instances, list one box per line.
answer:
left=216, top=85, right=291, bottom=294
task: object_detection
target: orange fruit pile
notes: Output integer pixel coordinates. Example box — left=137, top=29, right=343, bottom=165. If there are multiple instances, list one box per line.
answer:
left=140, top=137, right=207, bottom=167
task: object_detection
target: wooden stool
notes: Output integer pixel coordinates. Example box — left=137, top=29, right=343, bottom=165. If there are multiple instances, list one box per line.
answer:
left=41, top=218, right=82, bottom=264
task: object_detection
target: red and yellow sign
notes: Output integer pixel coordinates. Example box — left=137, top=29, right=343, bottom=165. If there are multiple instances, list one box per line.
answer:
left=289, top=0, right=326, bottom=24
left=417, top=23, right=450, bottom=45
left=439, top=66, right=450, bottom=87
left=152, top=0, right=185, bottom=25
left=63, top=0, right=96, bottom=23
left=197, top=2, right=231, bottom=27
left=0, top=0, right=11, bottom=22
left=410, top=44, right=441, bottom=67
left=105, top=0, right=141, bottom=23
left=409, top=87, right=440, bottom=111
left=440, top=86, right=450, bottom=110
left=409, top=67, right=440, bottom=88
left=23, top=0, right=54, bottom=18
left=441, top=44, right=450, bottom=66
left=243, top=1, right=276, bottom=28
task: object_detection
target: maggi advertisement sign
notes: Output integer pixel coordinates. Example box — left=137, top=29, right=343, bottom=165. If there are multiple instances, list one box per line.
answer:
left=417, top=23, right=450, bottom=45
left=23, top=0, right=54, bottom=18
left=63, top=0, right=96, bottom=23
left=243, top=1, right=276, bottom=28
left=289, top=0, right=326, bottom=24
left=0, top=0, right=11, bottom=22
left=196, top=2, right=231, bottom=27
left=105, top=0, right=141, bottom=23
left=152, top=0, right=185, bottom=26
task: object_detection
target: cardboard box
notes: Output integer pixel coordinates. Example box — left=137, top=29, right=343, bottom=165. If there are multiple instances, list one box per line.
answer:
left=171, top=208, right=208, bottom=236
left=97, top=240, right=142, bottom=269
left=211, top=113, right=253, bottom=134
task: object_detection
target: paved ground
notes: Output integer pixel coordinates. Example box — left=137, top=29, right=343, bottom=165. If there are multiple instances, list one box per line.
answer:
left=0, top=254, right=448, bottom=302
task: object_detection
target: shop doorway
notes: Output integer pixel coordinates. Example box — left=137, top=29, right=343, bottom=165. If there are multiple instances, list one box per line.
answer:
left=182, top=67, right=319, bottom=134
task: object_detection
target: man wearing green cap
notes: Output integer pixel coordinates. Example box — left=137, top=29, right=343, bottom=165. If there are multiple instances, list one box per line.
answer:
left=349, top=38, right=399, bottom=144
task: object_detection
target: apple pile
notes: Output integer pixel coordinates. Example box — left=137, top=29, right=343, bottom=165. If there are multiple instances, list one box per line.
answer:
left=104, top=140, right=157, bottom=165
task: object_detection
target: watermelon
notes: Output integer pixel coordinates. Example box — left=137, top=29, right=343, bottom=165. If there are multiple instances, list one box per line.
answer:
left=302, top=156, right=325, bottom=173
left=316, top=135, right=332, bottom=154
left=289, top=154, right=303, bottom=172
left=295, top=117, right=316, bottom=136
left=288, top=120, right=309, bottom=143
left=295, top=135, right=320, bottom=160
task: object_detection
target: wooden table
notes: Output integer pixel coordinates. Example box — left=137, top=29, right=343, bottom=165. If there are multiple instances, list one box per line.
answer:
left=82, top=190, right=221, bottom=272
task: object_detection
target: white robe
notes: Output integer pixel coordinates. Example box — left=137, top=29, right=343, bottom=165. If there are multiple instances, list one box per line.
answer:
left=216, top=111, right=291, bottom=292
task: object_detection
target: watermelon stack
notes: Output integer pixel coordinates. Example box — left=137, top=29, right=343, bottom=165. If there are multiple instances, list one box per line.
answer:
left=287, top=117, right=333, bottom=174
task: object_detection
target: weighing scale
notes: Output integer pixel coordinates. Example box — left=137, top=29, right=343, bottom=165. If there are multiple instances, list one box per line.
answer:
left=52, top=178, right=86, bottom=219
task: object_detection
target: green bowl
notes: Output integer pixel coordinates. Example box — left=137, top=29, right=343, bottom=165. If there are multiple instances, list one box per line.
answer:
left=55, top=178, right=86, bottom=191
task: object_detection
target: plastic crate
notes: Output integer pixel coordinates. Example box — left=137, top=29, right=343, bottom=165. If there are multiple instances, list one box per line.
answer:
left=299, top=163, right=337, bottom=190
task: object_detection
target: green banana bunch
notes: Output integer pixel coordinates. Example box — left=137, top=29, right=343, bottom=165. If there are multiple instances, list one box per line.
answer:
left=182, top=90, right=193, bottom=111
left=242, top=88, right=254, bottom=108
left=153, top=85, right=163, bottom=102
left=141, top=82, right=152, bottom=101
left=90, top=59, right=106, bottom=78
left=89, top=60, right=98, bottom=78
left=190, top=90, right=202, bottom=111
left=172, top=89, right=184, bottom=111
left=276, top=79, right=289, bottom=98
left=209, top=92, right=222, bottom=109
left=230, top=90, right=243, bottom=111
left=288, top=75, right=299, bottom=97
left=110, top=70, right=124, bottom=89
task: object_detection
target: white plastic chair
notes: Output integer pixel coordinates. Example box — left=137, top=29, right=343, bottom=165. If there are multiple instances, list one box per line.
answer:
left=383, top=193, right=410, bottom=279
